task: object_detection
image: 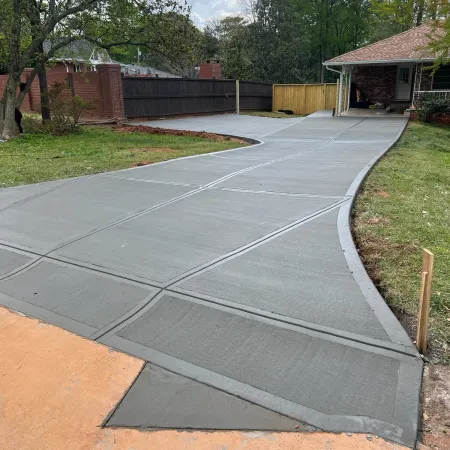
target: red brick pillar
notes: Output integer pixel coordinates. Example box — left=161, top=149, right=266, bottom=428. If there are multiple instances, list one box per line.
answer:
left=97, top=64, right=125, bottom=119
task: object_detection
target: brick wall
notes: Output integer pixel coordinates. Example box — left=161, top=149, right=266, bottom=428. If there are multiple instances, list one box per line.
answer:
left=352, top=65, right=397, bottom=106
left=0, top=71, right=33, bottom=112
left=48, top=62, right=74, bottom=74
left=1, top=64, right=125, bottom=119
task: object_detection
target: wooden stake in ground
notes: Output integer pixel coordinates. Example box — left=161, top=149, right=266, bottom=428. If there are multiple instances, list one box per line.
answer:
left=416, top=249, right=434, bottom=354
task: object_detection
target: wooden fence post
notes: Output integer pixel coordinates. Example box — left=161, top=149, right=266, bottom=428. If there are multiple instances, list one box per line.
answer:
left=272, top=84, right=275, bottom=112
left=236, top=79, right=240, bottom=115
left=416, top=249, right=434, bottom=354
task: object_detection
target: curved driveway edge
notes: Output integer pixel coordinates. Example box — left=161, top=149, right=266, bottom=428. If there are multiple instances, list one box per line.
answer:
left=337, top=124, right=415, bottom=349
left=0, top=114, right=422, bottom=448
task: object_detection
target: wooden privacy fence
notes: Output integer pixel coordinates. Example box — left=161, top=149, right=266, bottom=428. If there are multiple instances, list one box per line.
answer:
left=122, top=78, right=272, bottom=118
left=273, top=83, right=338, bottom=115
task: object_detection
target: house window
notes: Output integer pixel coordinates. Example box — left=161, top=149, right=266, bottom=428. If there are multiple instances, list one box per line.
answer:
left=74, top=64, right=81, bottom=72
left=433, top=65, right=450, bottom=90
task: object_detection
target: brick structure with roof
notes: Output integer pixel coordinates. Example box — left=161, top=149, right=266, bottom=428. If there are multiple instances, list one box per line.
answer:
left=323, top=24, right=449, bottom=115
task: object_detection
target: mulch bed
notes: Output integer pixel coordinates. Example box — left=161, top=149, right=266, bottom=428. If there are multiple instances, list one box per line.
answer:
left=115, top=125, right=247, bottom=144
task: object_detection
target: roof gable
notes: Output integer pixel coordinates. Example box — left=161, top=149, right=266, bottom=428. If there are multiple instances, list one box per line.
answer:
left=324, top=24, right=442, bottom=65
left=44, top=39, right=112, bottom=63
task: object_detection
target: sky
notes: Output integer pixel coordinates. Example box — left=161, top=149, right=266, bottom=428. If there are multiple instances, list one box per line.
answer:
left=189, top=0, right=245, bottom=29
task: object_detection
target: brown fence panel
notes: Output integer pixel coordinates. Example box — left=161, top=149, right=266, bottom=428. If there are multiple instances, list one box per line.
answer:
left=122, top=77, right=272, bottom=118
left=239, top=81, right=273, bottom=111
left=273, top=83, right=337, bottom=115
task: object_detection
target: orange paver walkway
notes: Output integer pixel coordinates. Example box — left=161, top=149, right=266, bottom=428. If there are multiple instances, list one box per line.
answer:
left=0, top=306, right=407, bottom=450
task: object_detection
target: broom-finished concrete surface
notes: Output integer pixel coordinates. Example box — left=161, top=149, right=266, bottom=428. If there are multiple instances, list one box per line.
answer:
left=0, top=114, right=421, bottom=447
left=0, top=306, right=410, bottom=450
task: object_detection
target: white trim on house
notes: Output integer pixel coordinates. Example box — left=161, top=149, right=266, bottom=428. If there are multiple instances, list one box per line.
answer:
left=324, top=58, right=436, bottom=66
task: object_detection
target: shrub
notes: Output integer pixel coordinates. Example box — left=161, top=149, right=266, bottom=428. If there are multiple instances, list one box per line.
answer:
left=45, top=81, right=95, bottom=134
left=417, top=93, right=450, bottom=124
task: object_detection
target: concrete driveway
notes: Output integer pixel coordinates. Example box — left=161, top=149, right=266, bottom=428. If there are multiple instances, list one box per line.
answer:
left=0, top=114, right=421, bottom=447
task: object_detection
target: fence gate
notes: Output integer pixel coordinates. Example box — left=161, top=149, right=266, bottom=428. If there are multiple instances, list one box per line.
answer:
left=273, top=84, right=337, bottom=115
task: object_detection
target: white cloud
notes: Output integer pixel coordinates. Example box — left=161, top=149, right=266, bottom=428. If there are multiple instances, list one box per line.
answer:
left=190, top=0, right=245, bottom=28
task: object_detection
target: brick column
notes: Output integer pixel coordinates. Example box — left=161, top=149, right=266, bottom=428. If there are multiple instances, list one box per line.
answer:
left=97, top=64, right=125, bottom=119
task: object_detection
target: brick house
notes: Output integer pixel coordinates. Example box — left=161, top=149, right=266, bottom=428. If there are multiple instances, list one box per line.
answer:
left=323, top=24, right=450, bottom=115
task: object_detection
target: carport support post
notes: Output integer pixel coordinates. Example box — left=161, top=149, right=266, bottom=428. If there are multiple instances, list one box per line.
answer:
left=347, top=66, right=352, bottom=112
left=236, top=80, right=240, bottom=115
left=338, top=71, right=344, bottom=115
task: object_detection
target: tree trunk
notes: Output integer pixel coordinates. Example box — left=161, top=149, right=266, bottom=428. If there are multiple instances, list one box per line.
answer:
left=37, top=64, right=51, bottom=122
left=35, top=42, right=51, bottom=122
left=416, top=0, right=425, bottom=26
left=1, top=75, right=19, bottom=140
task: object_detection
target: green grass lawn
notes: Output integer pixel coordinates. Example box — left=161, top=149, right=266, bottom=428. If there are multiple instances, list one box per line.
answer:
left=353, top=122, right=450, bottom=363
left=0, top=125, right=246, bottom=187
left=243, top=111, right=304, bottom=119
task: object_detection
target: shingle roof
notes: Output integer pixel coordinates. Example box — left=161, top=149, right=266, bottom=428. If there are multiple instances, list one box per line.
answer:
left=116, top=62, right=180, bottom=78
left=44, top=39, right=112, bottom=63
left=324, top=24, right=443, bottom=65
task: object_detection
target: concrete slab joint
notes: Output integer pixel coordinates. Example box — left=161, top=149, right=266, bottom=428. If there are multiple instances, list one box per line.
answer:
left=0, top=114, right=421, bottom=448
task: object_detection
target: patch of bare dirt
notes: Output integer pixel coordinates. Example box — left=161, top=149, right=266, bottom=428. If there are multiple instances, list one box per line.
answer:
left=130, top=147, right=175, bottom=153
left=420, top=365, right=450, bottom=449
left=115, top=125, right=247, bottom=144
left=363, top=216, right=390, bottom=225
left=133, top=161, right=153, bottom=167
left=353, top=232, right=418, bottom=269
left=375, top=190, right=391, bottom=198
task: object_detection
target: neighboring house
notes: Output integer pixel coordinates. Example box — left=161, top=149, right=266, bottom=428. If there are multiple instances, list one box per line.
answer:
left=44, top=39, right=112, bottom=73
left=324, top=24, right=449, bottom=115
left=44, top=40, right=179, bottom=78
left=118, top=63, right=180, bottom=78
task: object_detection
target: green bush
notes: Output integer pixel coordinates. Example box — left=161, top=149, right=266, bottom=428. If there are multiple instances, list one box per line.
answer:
left=46, top=82, right=95, bottom=134
left=417, top=93, right=450, bottom=123
left=21, top=82, right=95, bottom=135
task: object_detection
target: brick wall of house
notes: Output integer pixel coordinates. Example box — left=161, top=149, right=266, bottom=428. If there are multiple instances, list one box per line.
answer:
left=352, top=65, right=397, bottom=105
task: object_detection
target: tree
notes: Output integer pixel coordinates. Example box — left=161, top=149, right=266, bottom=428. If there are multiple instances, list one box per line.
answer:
left=369, top=0, right=448, bottom=41
left=200, top=24, right=220, bottom=60
left=0, top=0, right=192, bottom=139
left=250, top=0, right=314, bottom=83
left=427, top=14, right=450, bottom=71
left=214, top=16, right=253, bottom=79
left=298, top=0, right=371, bottom=82
left=237, top=0, right=258, bottom=21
